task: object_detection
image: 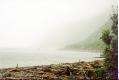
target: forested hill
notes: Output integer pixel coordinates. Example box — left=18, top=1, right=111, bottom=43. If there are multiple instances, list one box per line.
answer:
left=64, top=21, right=111, bottom=52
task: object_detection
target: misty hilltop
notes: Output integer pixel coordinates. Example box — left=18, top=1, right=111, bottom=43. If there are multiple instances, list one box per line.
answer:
left=64, top=20, right=111, bottom=52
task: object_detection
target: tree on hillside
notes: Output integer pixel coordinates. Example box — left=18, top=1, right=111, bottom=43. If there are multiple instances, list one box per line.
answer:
left=101, top=10, right=118, bottom=79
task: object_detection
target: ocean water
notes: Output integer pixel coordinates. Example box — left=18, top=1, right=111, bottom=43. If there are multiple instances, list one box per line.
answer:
left=0, top=49, right=102, bottom=68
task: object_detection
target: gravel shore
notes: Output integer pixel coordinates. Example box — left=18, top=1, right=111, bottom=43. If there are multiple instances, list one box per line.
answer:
left=0, top=60, right=104, bottom=80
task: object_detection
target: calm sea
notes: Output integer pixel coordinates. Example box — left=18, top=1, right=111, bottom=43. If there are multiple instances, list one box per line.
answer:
left=0, top=49, right=102, bottom=68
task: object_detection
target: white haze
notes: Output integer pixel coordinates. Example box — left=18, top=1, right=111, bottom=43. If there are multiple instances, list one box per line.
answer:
left=0, top=0, right=117, bottom=50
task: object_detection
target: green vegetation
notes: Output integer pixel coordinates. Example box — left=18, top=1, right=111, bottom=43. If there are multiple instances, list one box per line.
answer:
left=101, top=11, right=118, bottom=79
left=64, top=8, right=118, bottom=79
left=65, top=22, right=111, bottom=52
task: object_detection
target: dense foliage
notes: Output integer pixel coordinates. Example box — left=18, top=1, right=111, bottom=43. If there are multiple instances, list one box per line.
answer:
left=101, top=12, right=118, bottom=79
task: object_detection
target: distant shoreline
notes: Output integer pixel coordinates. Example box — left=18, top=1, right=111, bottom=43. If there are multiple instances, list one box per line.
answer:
left=60, top=48, right=102, bottom=53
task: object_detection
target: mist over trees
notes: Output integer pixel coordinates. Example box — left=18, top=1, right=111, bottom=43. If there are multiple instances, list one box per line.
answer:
left=101, top=9, right=118, bottom=79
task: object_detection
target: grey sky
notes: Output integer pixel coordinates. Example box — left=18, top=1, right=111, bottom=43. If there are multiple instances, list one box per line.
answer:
left=0, top=0, right=117, bottom=49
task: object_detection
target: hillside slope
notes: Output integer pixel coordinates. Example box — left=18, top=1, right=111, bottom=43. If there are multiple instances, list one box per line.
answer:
left=64, top=21, right=111, bottom=52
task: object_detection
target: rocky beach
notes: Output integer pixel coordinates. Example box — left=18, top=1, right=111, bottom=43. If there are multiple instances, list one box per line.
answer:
left=0, top=60, right=104, bottom=80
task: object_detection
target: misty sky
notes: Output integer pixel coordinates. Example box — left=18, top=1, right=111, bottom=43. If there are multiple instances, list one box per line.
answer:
left=0, top=0, right=117, bottom=49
